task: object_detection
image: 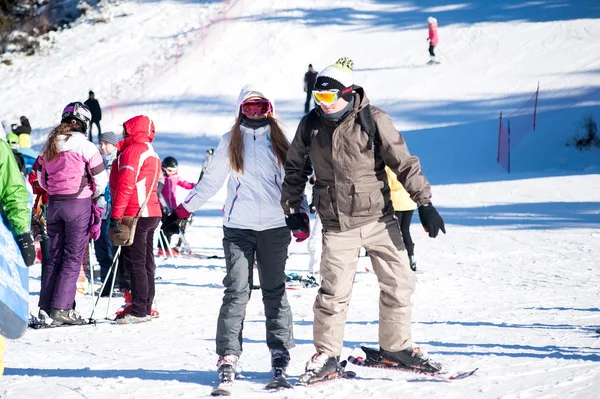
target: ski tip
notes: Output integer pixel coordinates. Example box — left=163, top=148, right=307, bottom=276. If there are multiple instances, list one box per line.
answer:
left=448, top=368, right=478, bottom=380
left=347, top=355, right=366, bottom=366
left=344, top=370, right=357, bottom=379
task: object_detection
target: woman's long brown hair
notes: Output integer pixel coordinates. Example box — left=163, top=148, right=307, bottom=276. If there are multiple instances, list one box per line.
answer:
left=228, top=113, right=289, bottom=173
left=42, top=122, right=74, bottom=162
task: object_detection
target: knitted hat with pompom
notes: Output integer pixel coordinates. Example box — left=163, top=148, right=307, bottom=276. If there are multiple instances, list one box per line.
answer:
left=315, top=57, right=355, bottom=101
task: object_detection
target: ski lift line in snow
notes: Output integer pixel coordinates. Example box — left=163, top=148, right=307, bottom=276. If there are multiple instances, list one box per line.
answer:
left=109, top=0, right=244, bottom=111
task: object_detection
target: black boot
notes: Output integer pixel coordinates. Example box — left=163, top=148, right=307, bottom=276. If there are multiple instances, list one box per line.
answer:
left=380, top=347, right=442, bottom=373
left=298, top=353, right=341, bottom=385
left=271, top=348, right=290, bottom=371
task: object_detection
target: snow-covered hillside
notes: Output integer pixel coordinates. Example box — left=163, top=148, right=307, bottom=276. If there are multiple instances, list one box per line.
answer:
left=2, top=0, right=600, bottom=398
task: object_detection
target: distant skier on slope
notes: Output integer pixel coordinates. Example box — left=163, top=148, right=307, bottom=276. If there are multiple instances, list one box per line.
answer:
left=304, top=64, right=318, bottom=113
left=162, top=84, right=307, bottom=391
left=427, top=16, right=439, bottom=64
left=281, top=57, right=446, bottom=385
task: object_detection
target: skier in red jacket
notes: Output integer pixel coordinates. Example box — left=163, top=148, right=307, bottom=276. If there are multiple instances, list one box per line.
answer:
left=109, top=115, right=161, bottom=324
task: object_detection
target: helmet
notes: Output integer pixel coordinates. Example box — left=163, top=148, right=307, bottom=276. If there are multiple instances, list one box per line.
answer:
left=162, top=156, right=178, bottom=170
left=61, top=102, right=92, bottom=132
left=6, top=133, right=19, bottom=149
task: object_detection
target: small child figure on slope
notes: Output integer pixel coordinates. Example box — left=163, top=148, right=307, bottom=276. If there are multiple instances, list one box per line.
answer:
left=427, top=16, right=439, bottom=64
left=158, top=156, right=195, bottom=255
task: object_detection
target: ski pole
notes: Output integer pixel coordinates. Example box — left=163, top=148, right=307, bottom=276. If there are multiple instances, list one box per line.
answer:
left=105, top=246, right=122, bottom=320
left=89, top=245, right=121, bottom=321
left=177, top=227, right=192, bottom=255
left=89, top=241, right=95, bottom=307
left=159, top=229, right=178, bottom=267
left=435, top=46, right=452, bottom=64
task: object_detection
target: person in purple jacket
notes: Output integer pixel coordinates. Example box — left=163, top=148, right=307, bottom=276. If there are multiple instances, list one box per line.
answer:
left=35, top=102, right=108, bottom=325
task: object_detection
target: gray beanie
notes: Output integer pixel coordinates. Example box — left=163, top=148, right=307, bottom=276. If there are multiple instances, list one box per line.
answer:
left=99, top=131, right=118, bottom=146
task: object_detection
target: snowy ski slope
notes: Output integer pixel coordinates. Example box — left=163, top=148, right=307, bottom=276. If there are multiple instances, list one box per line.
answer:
left=1, top=0, right=600, bottom=398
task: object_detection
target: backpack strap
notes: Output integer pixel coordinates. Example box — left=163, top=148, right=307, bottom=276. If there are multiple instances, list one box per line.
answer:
left=301, top=109, right=319, bottom=173
left=302, top=109, right=318, bottom=147
left=357, top=105, right=378, bottom=150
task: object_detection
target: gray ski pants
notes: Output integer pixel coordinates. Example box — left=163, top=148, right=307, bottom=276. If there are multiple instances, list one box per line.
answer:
left=216, top=226, right=294, bottom=357
left=314, top=214, right=416, bottom=356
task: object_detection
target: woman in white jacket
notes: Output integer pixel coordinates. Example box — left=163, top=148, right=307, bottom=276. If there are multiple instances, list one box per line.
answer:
left=163, top=85, right=306, bottom=382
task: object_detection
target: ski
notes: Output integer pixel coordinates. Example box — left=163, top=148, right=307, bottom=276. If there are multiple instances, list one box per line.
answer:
left=179, top=252, right=225, bottom=260
left=265, top=368, right=293, bottom=390
left=197, top=148, right=215, bottom=183
left=348, top=346, right=477, bottom=380
left=28, top=314, right=97, bottom=329
left=296, top=360, right=356, bottom=387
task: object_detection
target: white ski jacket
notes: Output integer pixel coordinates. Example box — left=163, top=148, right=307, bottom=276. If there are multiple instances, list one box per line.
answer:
left=181, top=124, right=307, bottom=231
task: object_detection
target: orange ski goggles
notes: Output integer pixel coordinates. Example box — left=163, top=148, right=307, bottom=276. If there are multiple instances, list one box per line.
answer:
left=312, top=90, right=340, bottom=105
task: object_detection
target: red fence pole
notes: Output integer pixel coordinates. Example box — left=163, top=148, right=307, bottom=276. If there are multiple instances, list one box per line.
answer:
left=533, top=81, right=539, bottom=131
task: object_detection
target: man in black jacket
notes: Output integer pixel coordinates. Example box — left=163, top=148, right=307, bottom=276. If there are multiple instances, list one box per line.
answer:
left=304, top=64, right=318, bottom=114
left=84, top=90, right=102, bottom=143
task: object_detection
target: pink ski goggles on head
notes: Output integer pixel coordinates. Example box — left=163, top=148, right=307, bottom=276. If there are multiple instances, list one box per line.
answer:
left=241, top=99, right=272, bottom=117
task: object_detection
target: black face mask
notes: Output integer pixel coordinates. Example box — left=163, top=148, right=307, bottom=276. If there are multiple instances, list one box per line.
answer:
left=319, top=96, right=355, bottom=123
left=241, top=116, right=270, bottom=129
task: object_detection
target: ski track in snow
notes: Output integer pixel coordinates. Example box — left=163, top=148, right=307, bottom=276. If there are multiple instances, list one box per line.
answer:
left=2, top=0, right=600, bottom=398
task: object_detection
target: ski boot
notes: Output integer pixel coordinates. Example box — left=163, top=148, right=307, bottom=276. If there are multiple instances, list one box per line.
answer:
left=297, top=353, right=343, bottom=385
left=266, top=348, right=292, bottom=389
left=379, top=346, right=442, bottom=373
left=211, top=354, right=238, bottom=395
left=49, top=309, right=86, bottom=326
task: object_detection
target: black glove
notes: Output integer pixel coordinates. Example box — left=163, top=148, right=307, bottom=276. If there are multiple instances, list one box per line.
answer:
left=285, top=212, right=310, bottom=242
left=16, top=232, right=36, bottom=266
left=285, top=213, right=309, bottom=233
left=162, top=212, right=183, bottom=235
left=110, top=218, right=123, bottom=233
left=418, top=203, right=446, bottom=238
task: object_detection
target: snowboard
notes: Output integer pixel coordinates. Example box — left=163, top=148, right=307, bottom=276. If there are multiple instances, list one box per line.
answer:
left=0, top=219, right=29, bottom=339
left=348, top=346, right=477, bottom=380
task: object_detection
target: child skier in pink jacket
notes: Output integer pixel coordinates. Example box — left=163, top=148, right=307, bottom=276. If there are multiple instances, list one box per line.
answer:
left=159, top=156, right=194, bottom=255
left=428, top=17, right=439, bottom=63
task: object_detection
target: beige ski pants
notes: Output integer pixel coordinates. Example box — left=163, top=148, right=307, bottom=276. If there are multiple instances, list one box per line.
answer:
left=313, top=215, right=416, bottom=356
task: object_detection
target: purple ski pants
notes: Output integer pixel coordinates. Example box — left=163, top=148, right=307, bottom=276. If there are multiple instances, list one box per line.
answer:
left=39, top=198, right=91, bottom=311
